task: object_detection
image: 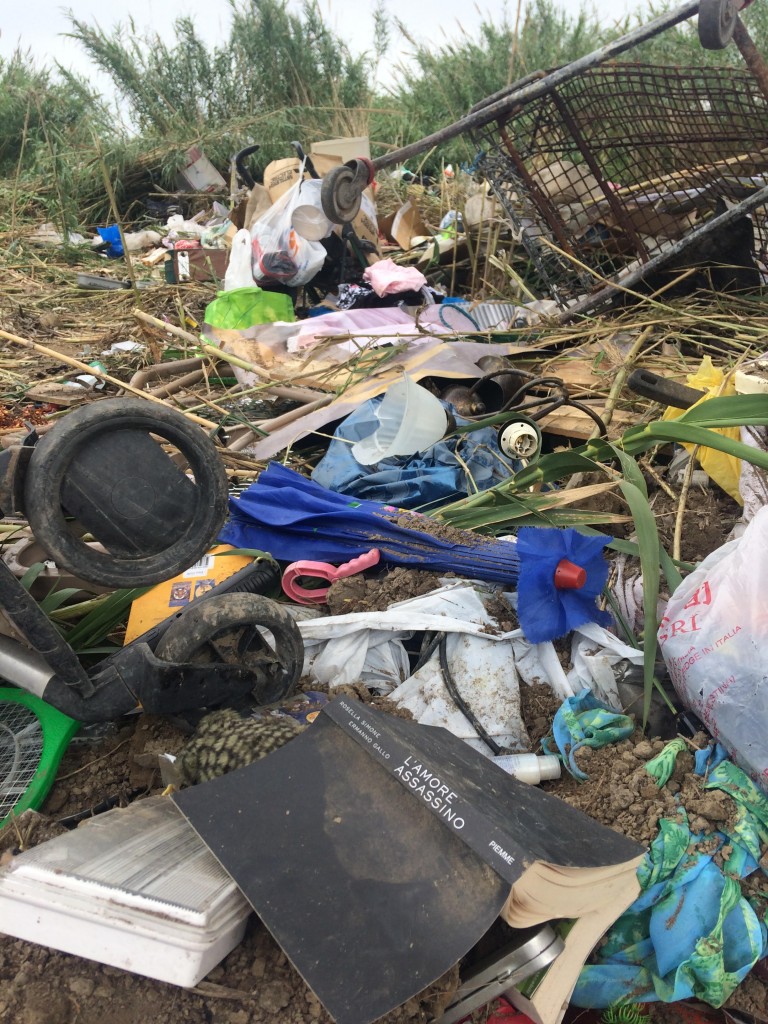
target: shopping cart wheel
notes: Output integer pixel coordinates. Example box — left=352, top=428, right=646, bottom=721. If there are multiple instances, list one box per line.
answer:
left=154, top=593, right=304, bottom=706
left=320, top=159, right=374, bottom=224
left=698, top=0, right=738, bottom=49
left=23, top=399, right=228, bottom=589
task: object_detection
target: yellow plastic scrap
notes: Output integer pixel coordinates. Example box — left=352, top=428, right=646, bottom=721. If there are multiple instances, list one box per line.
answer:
left=662, top=356, right=742, bottom=504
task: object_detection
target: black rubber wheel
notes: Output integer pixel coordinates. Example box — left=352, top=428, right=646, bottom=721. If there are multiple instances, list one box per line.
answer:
left=698, top=0, right=738, bottom=49
left=320, top=161, right=370, bottom=223
left=155, top=593, right=303, bottom=706
left=24, top=399, right=228, bottom=588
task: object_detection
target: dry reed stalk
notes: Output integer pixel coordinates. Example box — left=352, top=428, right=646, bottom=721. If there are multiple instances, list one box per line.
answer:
left=132, top=308, right=339, bottom=410
left=97, top=146, right=139, bottom=297
left=0, top=327, right=219, bottom=429
left=595, top=325, right=656, bottom=433
left=673, top=444, right=700, bottom=563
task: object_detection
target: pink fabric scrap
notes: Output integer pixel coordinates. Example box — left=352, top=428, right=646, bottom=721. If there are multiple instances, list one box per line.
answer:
left=363, top=258, right=427, bottom=297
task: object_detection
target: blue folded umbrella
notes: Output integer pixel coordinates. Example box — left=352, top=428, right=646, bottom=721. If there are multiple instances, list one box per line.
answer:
left=221, top=463, right=610, bottom=642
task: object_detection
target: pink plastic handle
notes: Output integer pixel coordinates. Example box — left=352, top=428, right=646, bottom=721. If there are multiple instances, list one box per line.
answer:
left=332, top=548, right=381, bottom=581
left=282, top=549, right=381, bottom=605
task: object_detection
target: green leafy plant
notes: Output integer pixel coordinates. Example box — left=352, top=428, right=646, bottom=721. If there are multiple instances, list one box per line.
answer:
left=14, top=559, right=142, bottom=657
left=601, top=1000, right=651, bottom=1024
left=53, top=587, right=148, bottom=655
left=18, top=560, right=84, bottom=612
left=437, top=393, right=768, bottom=725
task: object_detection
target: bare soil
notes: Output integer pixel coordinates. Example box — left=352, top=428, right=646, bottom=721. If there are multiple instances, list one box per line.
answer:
left=649, top=486, right=742, bottom=566
left=326, top=567, right=446, bottom=615
left=576, top=471, right=742, bottom=567
left=391, top=514, right=495, bottom=550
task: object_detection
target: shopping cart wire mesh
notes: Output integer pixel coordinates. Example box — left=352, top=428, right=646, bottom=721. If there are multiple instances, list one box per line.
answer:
left=472, top=62, right=768, bottom=308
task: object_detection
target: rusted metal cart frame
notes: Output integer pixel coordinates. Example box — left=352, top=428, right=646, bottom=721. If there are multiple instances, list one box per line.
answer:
left=321, top=0, right=768, bottom=317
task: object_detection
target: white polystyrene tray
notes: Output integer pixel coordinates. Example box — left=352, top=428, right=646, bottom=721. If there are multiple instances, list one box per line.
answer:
left=0, top=796, right=251, bottom=987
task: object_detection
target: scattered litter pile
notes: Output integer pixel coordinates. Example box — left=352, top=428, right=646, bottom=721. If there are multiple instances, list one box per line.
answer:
left=2, top=8, right=768, bottom=1022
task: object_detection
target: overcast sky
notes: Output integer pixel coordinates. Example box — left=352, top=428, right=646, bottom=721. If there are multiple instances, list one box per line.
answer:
left=1, top=0, right=636, bottom=109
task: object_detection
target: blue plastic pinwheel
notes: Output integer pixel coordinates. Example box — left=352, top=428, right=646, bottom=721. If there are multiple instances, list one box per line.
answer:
left=515, top=527, right=611, bottom=643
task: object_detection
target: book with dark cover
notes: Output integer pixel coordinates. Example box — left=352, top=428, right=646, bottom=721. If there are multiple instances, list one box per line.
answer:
left=174, top=697, right=644, bottom=1024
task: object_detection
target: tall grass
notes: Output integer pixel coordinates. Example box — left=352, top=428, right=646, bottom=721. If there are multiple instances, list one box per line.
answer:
left=67, top=0, right=384, bottom=172
left=0, top=49, right=118, bottom=230
left=6, top=0, right=768, bottom=226
left=371, top=0, right=606, bottom=168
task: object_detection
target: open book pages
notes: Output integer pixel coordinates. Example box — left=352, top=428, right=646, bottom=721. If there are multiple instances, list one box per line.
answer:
left=502, top=857, right=644, bottom=927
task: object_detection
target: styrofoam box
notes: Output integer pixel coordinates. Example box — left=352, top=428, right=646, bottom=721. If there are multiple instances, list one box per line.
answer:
left=0, top=796, right=251, bottom=987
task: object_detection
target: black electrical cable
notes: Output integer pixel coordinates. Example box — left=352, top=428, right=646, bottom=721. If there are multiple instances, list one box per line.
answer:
left=492, top=374, right=609, bottom=437
left=56, top=788, right=146, bottom=830
left=566, top=399, right=609, bottom=437
left=516, top=395, right=566, bottom=420
left=413, top=631, right=443, bottom=674
left=497, top=376, right=567, bottom=414
left=437, top=633, right=504, bottom=756
left=467, top=367, right=535, bottom=396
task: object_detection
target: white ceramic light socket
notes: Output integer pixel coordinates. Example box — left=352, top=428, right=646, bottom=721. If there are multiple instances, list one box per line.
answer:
left=498, top=420, right=541, bottom=459
left=493, top=753, right=562, bottom=785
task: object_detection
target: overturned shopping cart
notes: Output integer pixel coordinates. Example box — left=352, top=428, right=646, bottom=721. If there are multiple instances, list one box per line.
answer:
left=320, top=0, right=768, bottom=317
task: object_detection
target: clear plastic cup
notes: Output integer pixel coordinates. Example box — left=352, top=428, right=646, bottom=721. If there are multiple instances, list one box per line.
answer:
left=351, top=373, right=448, bottom=466
left=292, top=180, right=334, bottom=241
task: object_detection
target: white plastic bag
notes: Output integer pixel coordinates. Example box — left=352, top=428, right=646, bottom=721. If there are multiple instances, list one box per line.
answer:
left=389, top=633, right=530, bottom=754
left=658, top=505, right=768, bottom=790
left=224, top=228, right=256, bottom=290
left=250, top=172, right=326, bottom=287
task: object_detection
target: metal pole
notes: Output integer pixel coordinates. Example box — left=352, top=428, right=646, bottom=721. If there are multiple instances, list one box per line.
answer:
left=558, top=182, right=768, bottom=321
left=733, top=15, right=768, bottom=105
left=370, top=1, right=700, bottom=172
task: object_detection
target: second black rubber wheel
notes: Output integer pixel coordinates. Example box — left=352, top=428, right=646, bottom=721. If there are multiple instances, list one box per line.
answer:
left=698, top=0, right=738, bottom=49
left=155, top=593, right=303, bottom=707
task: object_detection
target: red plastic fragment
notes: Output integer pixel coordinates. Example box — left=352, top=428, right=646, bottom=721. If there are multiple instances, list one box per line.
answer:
left=554, top=558, right=587, bottom=590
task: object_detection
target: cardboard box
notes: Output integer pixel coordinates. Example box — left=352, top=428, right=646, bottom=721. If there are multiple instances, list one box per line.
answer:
left=310, top=136, right=371, bottom=163
left=262, top=158, right=303, bottom=203
left=171, top=248, right=229, bottom=284
left=242, top=183, right=273, bottom=232
left=262, top=155, right=360, bottom=202
left=177, top=146, right=227, bottom=193
left=380, top=201, right=430, bottom=251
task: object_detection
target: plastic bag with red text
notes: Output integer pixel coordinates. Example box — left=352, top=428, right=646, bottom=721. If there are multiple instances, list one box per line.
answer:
left=658, top=505, right=768, bottom=792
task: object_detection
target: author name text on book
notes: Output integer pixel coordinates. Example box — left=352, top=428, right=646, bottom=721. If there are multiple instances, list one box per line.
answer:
left=339, top=700, right=391, bottom=759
